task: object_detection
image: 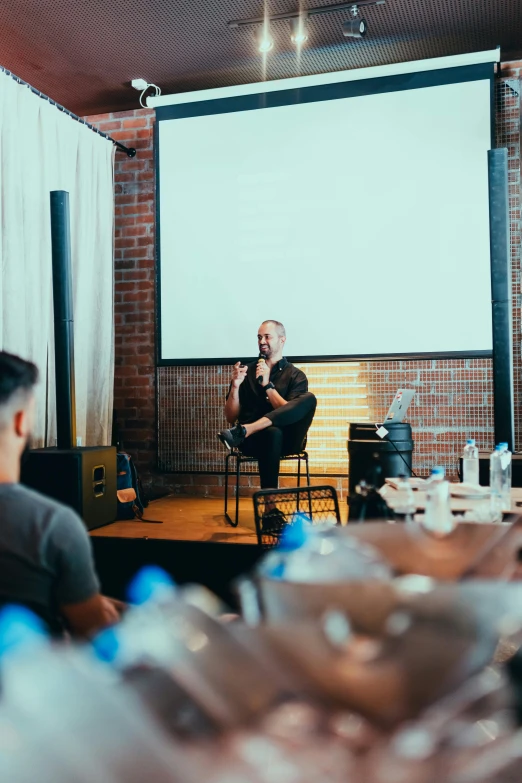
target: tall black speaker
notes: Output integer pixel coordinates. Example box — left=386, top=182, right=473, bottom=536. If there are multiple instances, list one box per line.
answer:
left=21, top=447, right=117, bottom=531
left=50, top=190, right=76, bottom=450
left=20, top=190, right=117, bottom=531
left=488, top=149, right=515, bottom=450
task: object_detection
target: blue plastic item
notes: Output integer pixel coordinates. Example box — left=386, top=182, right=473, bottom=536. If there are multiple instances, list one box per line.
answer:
left=126, top=565, right=176, bottom=605
left=0, top=604, right=47, bottom=658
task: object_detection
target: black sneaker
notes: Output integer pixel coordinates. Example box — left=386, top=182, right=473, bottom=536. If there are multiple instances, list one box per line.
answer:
left=217, top=424, right=246, bottom=450
left=261, top=508, right=287, bottom=535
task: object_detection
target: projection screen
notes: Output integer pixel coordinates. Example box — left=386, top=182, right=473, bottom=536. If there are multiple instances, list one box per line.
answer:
left=153, top=52, right=497, bottom=364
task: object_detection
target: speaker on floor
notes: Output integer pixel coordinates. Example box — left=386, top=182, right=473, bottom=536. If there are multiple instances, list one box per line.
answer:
left=21, top=446, right=117, bottom=531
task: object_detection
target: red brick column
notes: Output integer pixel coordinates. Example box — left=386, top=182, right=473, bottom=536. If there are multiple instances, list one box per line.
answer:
left=88, top=109, right=157, bottom=479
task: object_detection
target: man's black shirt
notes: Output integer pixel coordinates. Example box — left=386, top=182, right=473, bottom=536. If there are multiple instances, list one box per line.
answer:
left=227, top=358, right=308, bottom=424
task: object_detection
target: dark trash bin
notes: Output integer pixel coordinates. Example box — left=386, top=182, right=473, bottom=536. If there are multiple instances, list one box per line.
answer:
left=347, top=422, right=414, bottom=495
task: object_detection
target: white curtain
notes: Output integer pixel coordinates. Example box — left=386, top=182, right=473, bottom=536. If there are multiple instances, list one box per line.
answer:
left=0, top=72, right=114, bottom=446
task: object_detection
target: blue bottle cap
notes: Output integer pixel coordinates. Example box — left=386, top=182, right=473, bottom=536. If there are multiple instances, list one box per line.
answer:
left=0, top=605, right=47, bottom=659
left=127, top=566, right=176, bottom=605
left=277, top=514, right=311, bottom=552
left=466, top=439, right=475, bottom=446
left=92, top=626, right=121, bottom=663
left=431, top=466, right=445, bottom=476
left=264, top=558, right=287, bottom=580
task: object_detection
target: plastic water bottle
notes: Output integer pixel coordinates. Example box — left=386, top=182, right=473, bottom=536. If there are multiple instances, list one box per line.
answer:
left=257, top=525, right=392, bottom=583
left=392, top=474, right=417, bottom=522
left=462, top=439, right=479, bottom=486
left=423, top=466, right=455, bottom=536
left=95, top=566, right=285, bottom=735
left=0, top=605, right=184, bottom=783
left=498, top=442, right=512, bottom=512
left=489, top=445, right=504, bottom=521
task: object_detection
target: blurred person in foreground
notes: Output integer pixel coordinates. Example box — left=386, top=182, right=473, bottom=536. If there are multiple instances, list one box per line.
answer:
left=0, top=350, right=120, bottom=637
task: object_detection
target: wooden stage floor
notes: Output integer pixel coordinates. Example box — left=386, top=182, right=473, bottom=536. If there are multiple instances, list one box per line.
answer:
left=90, top=496, right=260, bottom=544
left=90, top=489, right=522, bottom=545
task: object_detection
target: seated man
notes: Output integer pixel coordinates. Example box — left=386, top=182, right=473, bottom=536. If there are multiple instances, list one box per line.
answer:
left=218, top=320, right=316, bottom=495
left=0, top=351, right=119, bottom=637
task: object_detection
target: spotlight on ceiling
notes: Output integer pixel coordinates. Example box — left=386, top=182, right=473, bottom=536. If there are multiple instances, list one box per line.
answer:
left=228, top=1, right=384, bottom=52
left=256, top=23, right=274, bottom=53
left=342, top=17, right=367, bottom=36
left=342, top=5, right=367, bottom=38
left=290, top=14, right=309, bottom=45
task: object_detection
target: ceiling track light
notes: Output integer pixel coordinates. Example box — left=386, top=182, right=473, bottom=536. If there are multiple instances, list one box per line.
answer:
left=290, top=14, right=309, bottom=45
left=342, top=5, right=367, bottom=38
left=342, top=17, right=367, bottom=37
left=256, top=23, right=274, bottom=53
left=229, top=0, right=384, bottom=50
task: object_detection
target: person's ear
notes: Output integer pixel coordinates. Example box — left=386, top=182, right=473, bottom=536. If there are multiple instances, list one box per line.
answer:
left=13, top=408, right=29, bottom=439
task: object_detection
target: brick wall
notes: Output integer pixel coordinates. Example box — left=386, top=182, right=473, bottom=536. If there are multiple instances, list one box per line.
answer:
left=86, top=63, right=522, bottom=499
left=86, top=109, right=157, bottom=479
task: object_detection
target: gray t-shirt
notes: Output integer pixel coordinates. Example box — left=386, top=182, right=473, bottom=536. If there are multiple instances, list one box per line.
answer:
left=0, top=483, right=100, bottom=632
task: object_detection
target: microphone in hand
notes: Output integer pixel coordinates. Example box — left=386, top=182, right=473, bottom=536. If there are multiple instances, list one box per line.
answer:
left=257, top=353, right=267, bottom=386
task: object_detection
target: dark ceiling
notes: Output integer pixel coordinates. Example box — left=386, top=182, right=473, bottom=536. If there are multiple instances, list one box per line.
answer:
left=0, top=0, right=521, bottom=116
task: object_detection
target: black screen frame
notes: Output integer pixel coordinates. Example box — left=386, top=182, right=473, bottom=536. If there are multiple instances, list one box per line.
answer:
left=154, top=62, right=496, bottom=367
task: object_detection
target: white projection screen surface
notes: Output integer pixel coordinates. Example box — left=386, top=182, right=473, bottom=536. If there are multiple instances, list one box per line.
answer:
left=156, top=61, right=494, bottom=364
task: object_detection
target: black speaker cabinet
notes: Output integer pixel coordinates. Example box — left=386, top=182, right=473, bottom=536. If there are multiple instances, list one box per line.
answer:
left=21, top=446, right=117, bottom=531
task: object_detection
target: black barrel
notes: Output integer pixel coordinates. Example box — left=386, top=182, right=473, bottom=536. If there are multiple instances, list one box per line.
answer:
left=348, top=422, right=414, bottom=494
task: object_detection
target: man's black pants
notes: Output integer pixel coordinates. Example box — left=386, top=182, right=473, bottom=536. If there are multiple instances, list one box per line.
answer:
left=240, top=393, right=317, bottom=489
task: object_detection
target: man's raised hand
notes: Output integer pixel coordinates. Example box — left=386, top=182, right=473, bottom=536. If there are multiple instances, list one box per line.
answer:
left=231, top=361, right=248, bottom=388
